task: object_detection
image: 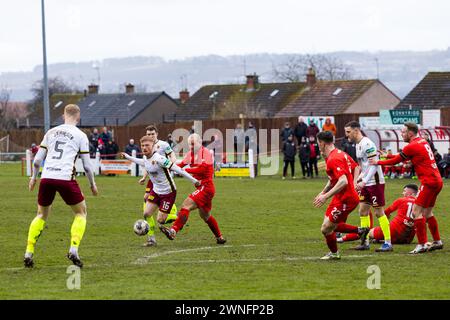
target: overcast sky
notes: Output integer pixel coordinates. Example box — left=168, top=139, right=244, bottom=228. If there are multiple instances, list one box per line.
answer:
left=1, top=0, right=449, bottom=72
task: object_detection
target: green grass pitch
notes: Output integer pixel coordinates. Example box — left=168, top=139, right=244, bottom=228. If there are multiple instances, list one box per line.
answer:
left=1, top=162, right=449, bottom=299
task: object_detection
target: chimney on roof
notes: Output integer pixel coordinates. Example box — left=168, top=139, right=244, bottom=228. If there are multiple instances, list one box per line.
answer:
left=245, top=74, right=259, bottom=91
left=179, top=89, right=190, bottom=104
left=125, top=83, right=135, bottom=94
left=306, top=67, right=316, bottom=87
left=88, top=84, right=99, bottom=95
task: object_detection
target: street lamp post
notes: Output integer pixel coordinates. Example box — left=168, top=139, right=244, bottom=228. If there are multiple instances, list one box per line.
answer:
left=41, top=0, right=50, bottom=132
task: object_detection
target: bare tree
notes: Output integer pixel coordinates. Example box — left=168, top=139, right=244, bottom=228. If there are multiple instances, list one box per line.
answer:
left=273, top=54, right=354, bottom=82
left=28, top=77, right=80, bottom=113
left=216, top=92, right=267, bottom=119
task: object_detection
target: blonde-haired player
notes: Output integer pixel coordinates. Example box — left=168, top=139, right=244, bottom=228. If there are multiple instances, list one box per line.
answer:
left=122, top=135, right=200, bottom=246
left=25, top=104, right=98, bottom=268
left=138, top=125, right=178, bottom=246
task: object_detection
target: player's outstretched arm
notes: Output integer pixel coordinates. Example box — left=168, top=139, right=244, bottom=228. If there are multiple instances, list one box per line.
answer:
left=80, top=153, right=98, bottom=196
left=371, top=153, right=403, bottom=166
left=29, top=148, right=47, bottom=191
left=169, top=163, right=200, bottom=187
left=121, top=152, right=146, bottom=167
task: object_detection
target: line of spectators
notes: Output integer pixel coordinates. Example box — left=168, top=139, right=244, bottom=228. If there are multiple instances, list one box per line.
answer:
left=280, top=117, right=335, bottom=179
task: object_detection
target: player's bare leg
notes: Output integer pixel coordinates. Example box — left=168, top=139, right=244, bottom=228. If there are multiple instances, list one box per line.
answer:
left=423, top=208, right=443, bottom=251
left=198, top=207, right=226, bottom=244
left=67, top=201, right=88, bottom=268
left=24, top=205, right=51, bottom=268
left=373, top=206, right=393, bottom=252
left=409, top=204, right=429, bottom=254
left=160, top=197, right=197, bottom=240
left=143, top=202, right=158, bottom=246
left=320, top=218, right=341, bottom=260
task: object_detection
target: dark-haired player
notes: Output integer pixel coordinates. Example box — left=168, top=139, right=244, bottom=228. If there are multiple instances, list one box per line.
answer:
left=370, top=122, right=443, bottom=254
left=344, top=121, right=392, bottom=252
left=313, top=131, right=369, bottom=260
left=340, top=184, right=418, bottom=244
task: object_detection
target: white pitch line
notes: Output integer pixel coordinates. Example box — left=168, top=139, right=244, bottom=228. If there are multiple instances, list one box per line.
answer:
left=131, top=254, right=384, bottom=265
left=133, top=244, right=256, bottom=265
left=2, top=248, right=448, bottom=271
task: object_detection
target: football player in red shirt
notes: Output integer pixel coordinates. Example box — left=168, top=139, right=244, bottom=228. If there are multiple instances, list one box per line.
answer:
left=314, top=131, right=369, bottom=260
left=370, top=122, right=443, bottom=254
left=340, top=184, right=418, bottom=244
left=159, top=133, right=226, bottom=244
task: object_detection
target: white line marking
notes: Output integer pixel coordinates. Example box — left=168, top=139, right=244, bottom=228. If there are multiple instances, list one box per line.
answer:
left=134, top=244, right=256, bottom=265
left=2, top=246, right=447, bottom=271
left=131, top=254, right=385, bottom=265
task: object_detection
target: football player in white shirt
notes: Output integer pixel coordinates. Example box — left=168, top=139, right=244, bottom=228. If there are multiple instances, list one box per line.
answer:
left=122, top=135, right=200, bottom=246
left=344, top=121, right=393, bottom=252
left=135, top=125, right=178, bottom=246
left=24, top=104, right=98, bottom=268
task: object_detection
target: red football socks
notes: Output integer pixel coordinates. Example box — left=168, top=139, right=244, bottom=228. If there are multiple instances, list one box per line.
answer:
left=426, top=216, right=441, bottom=242
left=172, top=208, right=190, bottom=232
left=335, top=223, right=359, bottom=234
left=414, top=217, right=428, bottom=245
left=325, top=232, right=338, bottom=253
left=342, top=233, right=361, bottom=242
left=206, top=215, right=222, bottom=238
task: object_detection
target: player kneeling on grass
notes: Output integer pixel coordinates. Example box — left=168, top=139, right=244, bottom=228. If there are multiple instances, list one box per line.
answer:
left=121, top=135, right=200, bottom=246
left=159, top=133, right=227, bottom=245
left=313, top=131, right=370, bottom=260
left=338, top=184, right=418, bottom=245
left=24, top=104, right=98, bottom=268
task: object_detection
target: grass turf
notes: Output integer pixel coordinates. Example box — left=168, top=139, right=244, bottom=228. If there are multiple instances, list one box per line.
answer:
left=0, top=162, right=449, bottom=299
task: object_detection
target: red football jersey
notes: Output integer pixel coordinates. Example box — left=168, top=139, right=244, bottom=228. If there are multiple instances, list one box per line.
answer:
left=326, top=148, right=359, bottom=202
left=400, top=137, right=442, bottom=185
left=179, top=146, right=215, bottom=189
left=384, top=196, right=415, bottom=229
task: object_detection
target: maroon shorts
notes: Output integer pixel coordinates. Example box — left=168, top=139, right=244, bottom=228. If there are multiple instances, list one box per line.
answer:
left=148, top=189, right=177, bottom=213
left=325, top=196, right=359, bottom=224
left=145, top=179, right=153, bottom=193
left=415, top=182, right=443, bottom=208
left=359, top=184, right=385, bottom=207
left=38, top=178, right=84, bottom=206
left=189, top=186, right=215, bottom=213
left=372, top=224, right=415, bottom=244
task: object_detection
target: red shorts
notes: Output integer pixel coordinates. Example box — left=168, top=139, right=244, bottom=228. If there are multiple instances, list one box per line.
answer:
left=359, top=184, right=385, bottom=207
left=372, top=224, right=415, bottom=244
left=38, top=178, right=84, bottom=207
left=325, top=196, right=359, bottom=224
left=189, top=185, right=215, bottom=213
left=148, top=189, right=177, bottom=213
left=415, top=182, right=443, bottom=208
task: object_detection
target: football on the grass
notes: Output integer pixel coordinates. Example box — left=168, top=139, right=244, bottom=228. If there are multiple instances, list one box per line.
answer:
left=133, top=219, right=149, bottom=236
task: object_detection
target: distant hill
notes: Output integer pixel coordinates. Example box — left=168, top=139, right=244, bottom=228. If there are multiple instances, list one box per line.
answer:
left=2, top=49, right=450, bottom=102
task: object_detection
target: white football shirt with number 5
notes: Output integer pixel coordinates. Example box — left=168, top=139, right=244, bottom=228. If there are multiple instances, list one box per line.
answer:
left=39, top=124, right=90, bottom=180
